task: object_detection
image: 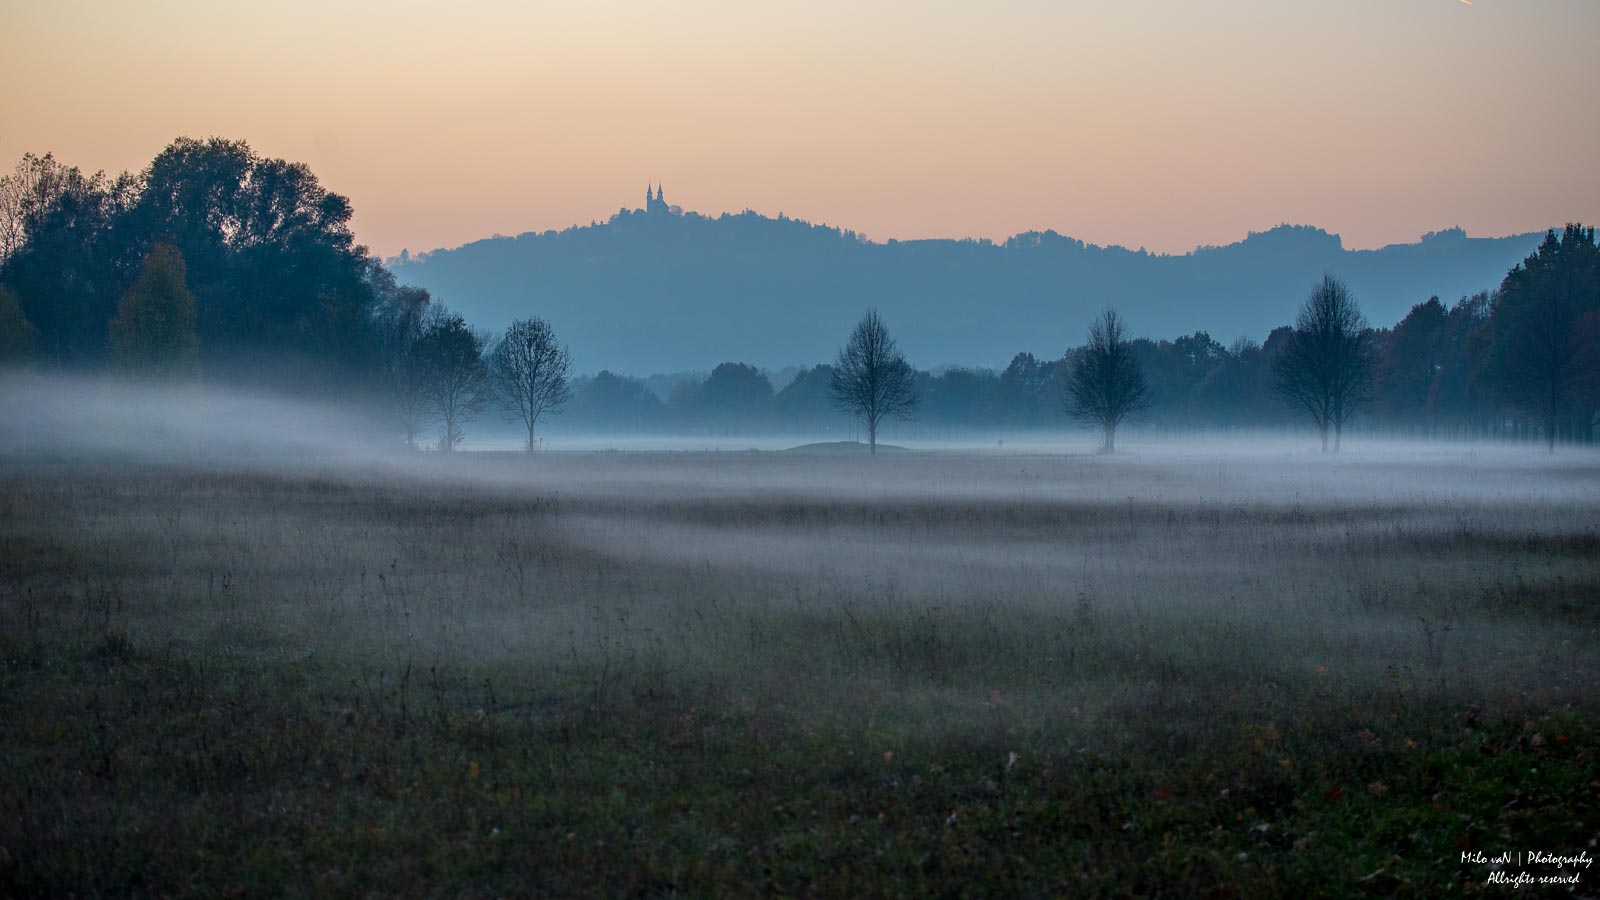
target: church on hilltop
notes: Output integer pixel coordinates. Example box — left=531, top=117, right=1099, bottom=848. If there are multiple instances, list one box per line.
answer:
left=643, top=184, right=676, bottom=215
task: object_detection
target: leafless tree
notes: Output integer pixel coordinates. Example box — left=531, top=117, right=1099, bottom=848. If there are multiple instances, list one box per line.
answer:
left=829, top=309, right=919, bottom=453
left=487, top=317, right=573, bottom=451
left=1066, top=308, right=1151, bottom=453
left=375, top=283, right=434, bottom=449
left=0, top=167, right=25, bottom=266
left=1272, top=275, right=1373, bottom=452
left=0, top=154, right=65, bottom=265
left=416, top=307, right=489, bottom=452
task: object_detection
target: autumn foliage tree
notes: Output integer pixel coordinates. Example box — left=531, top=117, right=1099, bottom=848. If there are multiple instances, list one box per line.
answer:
left=0, top=285, right=39, bottom=366
left=108, top=244, right=199, bottom=379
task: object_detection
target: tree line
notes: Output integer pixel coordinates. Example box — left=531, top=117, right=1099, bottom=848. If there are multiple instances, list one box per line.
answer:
left=556, top=225, right=1597, bottom=454
left=0, top=140, right=1595, bottom=451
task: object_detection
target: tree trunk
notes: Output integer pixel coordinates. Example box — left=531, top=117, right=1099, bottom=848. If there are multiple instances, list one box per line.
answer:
left=1319, top=424, right=1329, bottom=453
left=440, top=412, right=456, bottom=452
left=526, top=421, right=537, bottom=453
left=1334, top=423, right=1342, bottom=453
left=1103, top=422, right=1116, bottom=454
left=868, top=419, right=877, bottom=455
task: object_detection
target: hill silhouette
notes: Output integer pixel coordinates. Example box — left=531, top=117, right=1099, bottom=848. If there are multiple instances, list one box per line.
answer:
left=389, top=194, right=1541, bottom=374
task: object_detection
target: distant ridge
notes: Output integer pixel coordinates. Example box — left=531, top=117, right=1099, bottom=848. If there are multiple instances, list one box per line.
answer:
left=389, top=197, right=1542, bottom=374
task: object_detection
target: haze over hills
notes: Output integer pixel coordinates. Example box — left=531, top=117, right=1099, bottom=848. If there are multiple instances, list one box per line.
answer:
left=389, top=190, right=1544, bottom=374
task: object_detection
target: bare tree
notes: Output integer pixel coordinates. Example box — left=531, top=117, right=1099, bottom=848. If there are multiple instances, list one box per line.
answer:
left=417, top=307, right=489, bottom=452
left=0, top=161, right=26, bottom=266
left=829, top=309, right=919, bottom=453
left=487, top=317, right=573, bottom=451
left=1066, top=308, right=1151, bottom=453
left=1272, top=275, right=1373, bottom=452
left=375, top=283, right=434, bottom=449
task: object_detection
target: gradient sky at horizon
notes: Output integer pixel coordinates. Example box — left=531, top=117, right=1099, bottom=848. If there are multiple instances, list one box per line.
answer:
left=2, top=0, right=1597, bottom=258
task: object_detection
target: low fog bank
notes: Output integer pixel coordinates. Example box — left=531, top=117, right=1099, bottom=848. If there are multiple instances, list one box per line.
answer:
left=471, top=428, right=1600, bottom=460
left=0, top=371, right=398, bottom=468
left=2, top=373, right=1596, bottom=512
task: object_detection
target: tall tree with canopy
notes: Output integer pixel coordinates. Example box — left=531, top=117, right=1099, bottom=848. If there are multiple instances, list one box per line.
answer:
left=0, top=153, right=140, bottom=366
left=1376, top=297, right=1448, bottom=427
left=133, top=137, right=381, bottom=392
left=697, top=362, right=774, bottom=432
left=0, top=139, right=389, bottom=391
left=1475, top=224, right=1599, bottom=450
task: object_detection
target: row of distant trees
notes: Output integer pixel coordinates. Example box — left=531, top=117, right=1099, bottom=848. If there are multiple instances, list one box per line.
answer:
left=0, top=140, right=407, bottom=393
left=543, top=225, right=1596, bottom=453
left=377, top=301, right=575, bottom=451
left=1, top=140, right=1596, bottom=451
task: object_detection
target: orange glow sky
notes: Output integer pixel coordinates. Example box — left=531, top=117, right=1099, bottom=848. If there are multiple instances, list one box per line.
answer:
left=2, top=0, right=1596, bottom=258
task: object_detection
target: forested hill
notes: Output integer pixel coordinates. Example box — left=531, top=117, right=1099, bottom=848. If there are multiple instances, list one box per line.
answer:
left=390, top=205, right=1541, bottom=373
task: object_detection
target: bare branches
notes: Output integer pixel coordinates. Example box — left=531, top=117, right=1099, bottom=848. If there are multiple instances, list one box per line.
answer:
left=415, top=307, right=489, bottom=452
left=1066, top=308, right=1151, bottom=453
left=374, top=283, right=434, bottom=449
left=1271, top=275, right=1373, bottom=452
left=829, top=310, right=919, bottom=453
left=487, top=317, right=573, bottom=451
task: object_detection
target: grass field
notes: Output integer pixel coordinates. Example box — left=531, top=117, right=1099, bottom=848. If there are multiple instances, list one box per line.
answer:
left=2, top=447, right=1598, bottom=896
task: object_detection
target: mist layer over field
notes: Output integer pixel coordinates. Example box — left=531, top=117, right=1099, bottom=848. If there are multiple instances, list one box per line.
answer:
left=3, top=374, right=1597, bottom=894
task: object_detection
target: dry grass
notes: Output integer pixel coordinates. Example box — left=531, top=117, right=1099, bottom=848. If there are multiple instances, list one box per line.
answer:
left=2, top=448, right=1597, bottom=895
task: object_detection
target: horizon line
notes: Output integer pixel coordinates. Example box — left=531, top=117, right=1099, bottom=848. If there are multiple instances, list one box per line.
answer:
left=387, top=200, right=1549, bottom=265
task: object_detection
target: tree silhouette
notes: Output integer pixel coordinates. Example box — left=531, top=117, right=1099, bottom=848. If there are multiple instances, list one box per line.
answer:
left=417, top=309, right=488, bottom=452
left=1066, top=309, right=1151, bottom=453
left=698, top=362, right=774, bottom=432
left=1376, top=297, right=1447, bottom=427
left=774, top=364, right=839, bottom=431
left=1271, top=275, right=1373, bottom=452
left=568, top=370, right=664, bottom=431
left=829, top=310, right=919, bottom=453
left=0, top=153, right=136, bottom=367
left=487, top=317, right=573, bottom=451
left=108, top=245, right=199, bottom=380
left=1476, top=224, right=1599, bottom=450
left=134, top=138, right=380, bottom=392
left=372, top=272, right=434, bottom=449
left=0, top=284, right=39, bottom=366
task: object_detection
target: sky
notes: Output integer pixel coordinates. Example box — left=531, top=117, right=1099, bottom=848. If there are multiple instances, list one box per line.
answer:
left=1, top=0, right=1596, bottom=259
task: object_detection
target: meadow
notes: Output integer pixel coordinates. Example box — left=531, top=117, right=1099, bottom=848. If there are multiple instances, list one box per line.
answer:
left=2, top=446, right=1597, bottom=896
